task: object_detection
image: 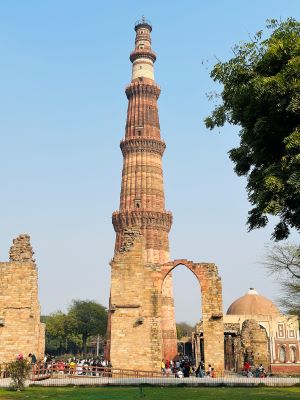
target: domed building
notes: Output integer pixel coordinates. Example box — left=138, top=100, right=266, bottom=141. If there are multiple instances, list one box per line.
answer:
left=193, top=288, right=300, bottom=374
left=226, top=288, right=281, bottom=316
left=226, top=288, right=300, bottom=373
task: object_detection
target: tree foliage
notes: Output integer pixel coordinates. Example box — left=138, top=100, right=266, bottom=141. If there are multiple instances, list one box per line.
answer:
left=176, top=322, right=194, bottom=339
left=264, top=243, right=300, bottom=317
left=43, top=300, right=107, bottom=355
left=42, top=312, right=81, bottom=355
left=205, top=18, right=300, bottom=240
left=68, top=300, right=107, bottom=355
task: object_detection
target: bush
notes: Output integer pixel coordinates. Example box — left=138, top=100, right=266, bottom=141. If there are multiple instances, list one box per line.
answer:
left=7, top=358, right=31, bottom=390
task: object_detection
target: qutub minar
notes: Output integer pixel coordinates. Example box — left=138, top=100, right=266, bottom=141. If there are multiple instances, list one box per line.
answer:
left=106, top=18, right=225, bottom=372
left=111, top=17, right=177, bottom=359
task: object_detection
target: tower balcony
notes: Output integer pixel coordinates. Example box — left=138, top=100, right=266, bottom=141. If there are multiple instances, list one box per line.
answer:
left=112, top=210, right=173, bottom=233
left=125, top=80, right=161, bottom=99
left=120, top=137, right=166, bottom=156
left=134, top=18, right=152, bottom=32
left=130, top=48, right=156, bottom=63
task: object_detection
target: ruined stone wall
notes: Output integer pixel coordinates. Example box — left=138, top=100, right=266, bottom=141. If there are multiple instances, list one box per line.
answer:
left=239, top=319, right=270, bottom=369
left=223, top=314, right=300, bottom=372
left=0, top=235, right=45, bottom=363
left=109, top=229, right=162, bottom=371
left=110, top=242, right=225, bottom=373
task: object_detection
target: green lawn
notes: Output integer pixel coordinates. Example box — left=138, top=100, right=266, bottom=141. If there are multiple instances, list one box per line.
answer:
left=0, top=386, right=300, bottom=400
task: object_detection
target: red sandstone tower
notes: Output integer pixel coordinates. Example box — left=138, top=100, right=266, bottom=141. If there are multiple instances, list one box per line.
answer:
left=111, top=18, right=177, bottom=360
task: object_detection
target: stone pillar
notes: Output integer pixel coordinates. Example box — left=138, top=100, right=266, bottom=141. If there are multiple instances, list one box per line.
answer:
left=194, top=334, right=201, bottom=366
left=161, top=274, right=177, bottom=361
left=199, top=264, right=224, bottom=372
left=224, top=335, right=235, bottom=370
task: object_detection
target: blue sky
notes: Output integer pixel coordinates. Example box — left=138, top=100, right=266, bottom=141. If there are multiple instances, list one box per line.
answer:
left=0, top=0, right=299, bottom=324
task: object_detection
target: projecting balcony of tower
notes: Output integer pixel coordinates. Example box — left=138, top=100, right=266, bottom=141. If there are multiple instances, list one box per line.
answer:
left=112, top=209, right=173, bottom=234
left=134, top=17, right=152, bottom=32
left=130, top=48, right=156, bottom=63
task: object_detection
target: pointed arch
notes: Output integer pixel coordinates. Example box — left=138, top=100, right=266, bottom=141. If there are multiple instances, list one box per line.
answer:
left=159, top=259, right=224, bottom=372
left=279, top=345, right=286, bottom=363
left=290, top=346, right=296, bottom=363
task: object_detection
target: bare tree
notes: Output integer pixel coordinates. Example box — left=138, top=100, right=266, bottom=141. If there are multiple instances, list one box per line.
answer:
left=264, top=243, right=300, bottom=317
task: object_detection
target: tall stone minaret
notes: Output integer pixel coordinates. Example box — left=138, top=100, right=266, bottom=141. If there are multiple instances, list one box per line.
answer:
left=112, top=18, right=177, bottom=360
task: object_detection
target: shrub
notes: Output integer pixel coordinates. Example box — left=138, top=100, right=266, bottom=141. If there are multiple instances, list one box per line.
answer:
left=7, top=358, right=32, bottom=390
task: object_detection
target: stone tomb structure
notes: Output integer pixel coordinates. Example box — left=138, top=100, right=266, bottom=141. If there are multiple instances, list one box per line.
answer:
left=0, top=234, right=45, bottom=363
left=193, top=288, right=300, bottom=373
left=107, top=18, right=225, bottom=372
left=225, top=289, right=300, bottom=374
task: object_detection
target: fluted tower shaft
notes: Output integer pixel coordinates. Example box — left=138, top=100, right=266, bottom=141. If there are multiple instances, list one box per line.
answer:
left=112, top=19, right=172, bottom=264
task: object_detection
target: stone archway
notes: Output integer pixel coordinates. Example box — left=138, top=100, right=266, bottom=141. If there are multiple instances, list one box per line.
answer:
left=159, top=259, right=224, bottom=372
left=108, top=232, right=224, bottom=372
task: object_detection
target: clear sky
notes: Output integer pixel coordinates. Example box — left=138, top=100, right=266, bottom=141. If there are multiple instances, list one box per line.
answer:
left=0, top=0, right=299, bottom=324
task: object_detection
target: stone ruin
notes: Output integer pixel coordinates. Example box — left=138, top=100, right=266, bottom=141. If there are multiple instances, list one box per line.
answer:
left=0, top=234, right=45, bottom=362
left=9, top=233, right=35, bottom=263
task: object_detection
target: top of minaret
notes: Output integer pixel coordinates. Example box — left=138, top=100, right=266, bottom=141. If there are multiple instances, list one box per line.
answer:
left=130, top=17, right=156, bottom=81
left=134, top=16, right=152, bottom=32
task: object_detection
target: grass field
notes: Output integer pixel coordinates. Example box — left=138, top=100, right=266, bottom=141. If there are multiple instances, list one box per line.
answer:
left=0, top=386, right=300, bottom=400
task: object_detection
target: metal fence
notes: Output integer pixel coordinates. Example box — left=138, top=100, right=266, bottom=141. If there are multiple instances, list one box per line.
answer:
left=0, top=364, right=299, bottom=387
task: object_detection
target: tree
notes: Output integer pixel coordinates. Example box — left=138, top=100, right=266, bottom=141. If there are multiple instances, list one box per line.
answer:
left=205, top=18, right=300, bottom=240
left=68, top=300, right=107, bottom=355
left=264, top=243, right=300, bottom=317
left=43, top=311, right=80, bottom=355
left=176, top=322, right=194, bottom=339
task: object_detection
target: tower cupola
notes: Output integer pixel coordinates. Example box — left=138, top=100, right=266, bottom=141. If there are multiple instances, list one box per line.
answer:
left=130, top=17, right=156, bottom=81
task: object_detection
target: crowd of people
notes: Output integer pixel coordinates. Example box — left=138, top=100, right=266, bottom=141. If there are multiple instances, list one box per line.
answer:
left=161, top=358, right=216, bottom=378
left=242, top=361, right=268, bottom=378
left=25, top=353, right=268, bottom=379
left=160, top=357, right=268, bottom=378
left=29, top=355, right=112, bottom=376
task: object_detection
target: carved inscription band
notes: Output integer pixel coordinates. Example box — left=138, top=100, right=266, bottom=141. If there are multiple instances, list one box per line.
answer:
left=112, top=210, right=173, bottom=233
left=120, top=138, right=166, bottom=156
left=125, top=82, right=161, bottom=99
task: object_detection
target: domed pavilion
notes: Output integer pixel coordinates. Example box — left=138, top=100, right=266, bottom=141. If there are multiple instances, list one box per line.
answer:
left=193, top=288, right=300, bottom=374
left=224, top=288, right=300, bottom=373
